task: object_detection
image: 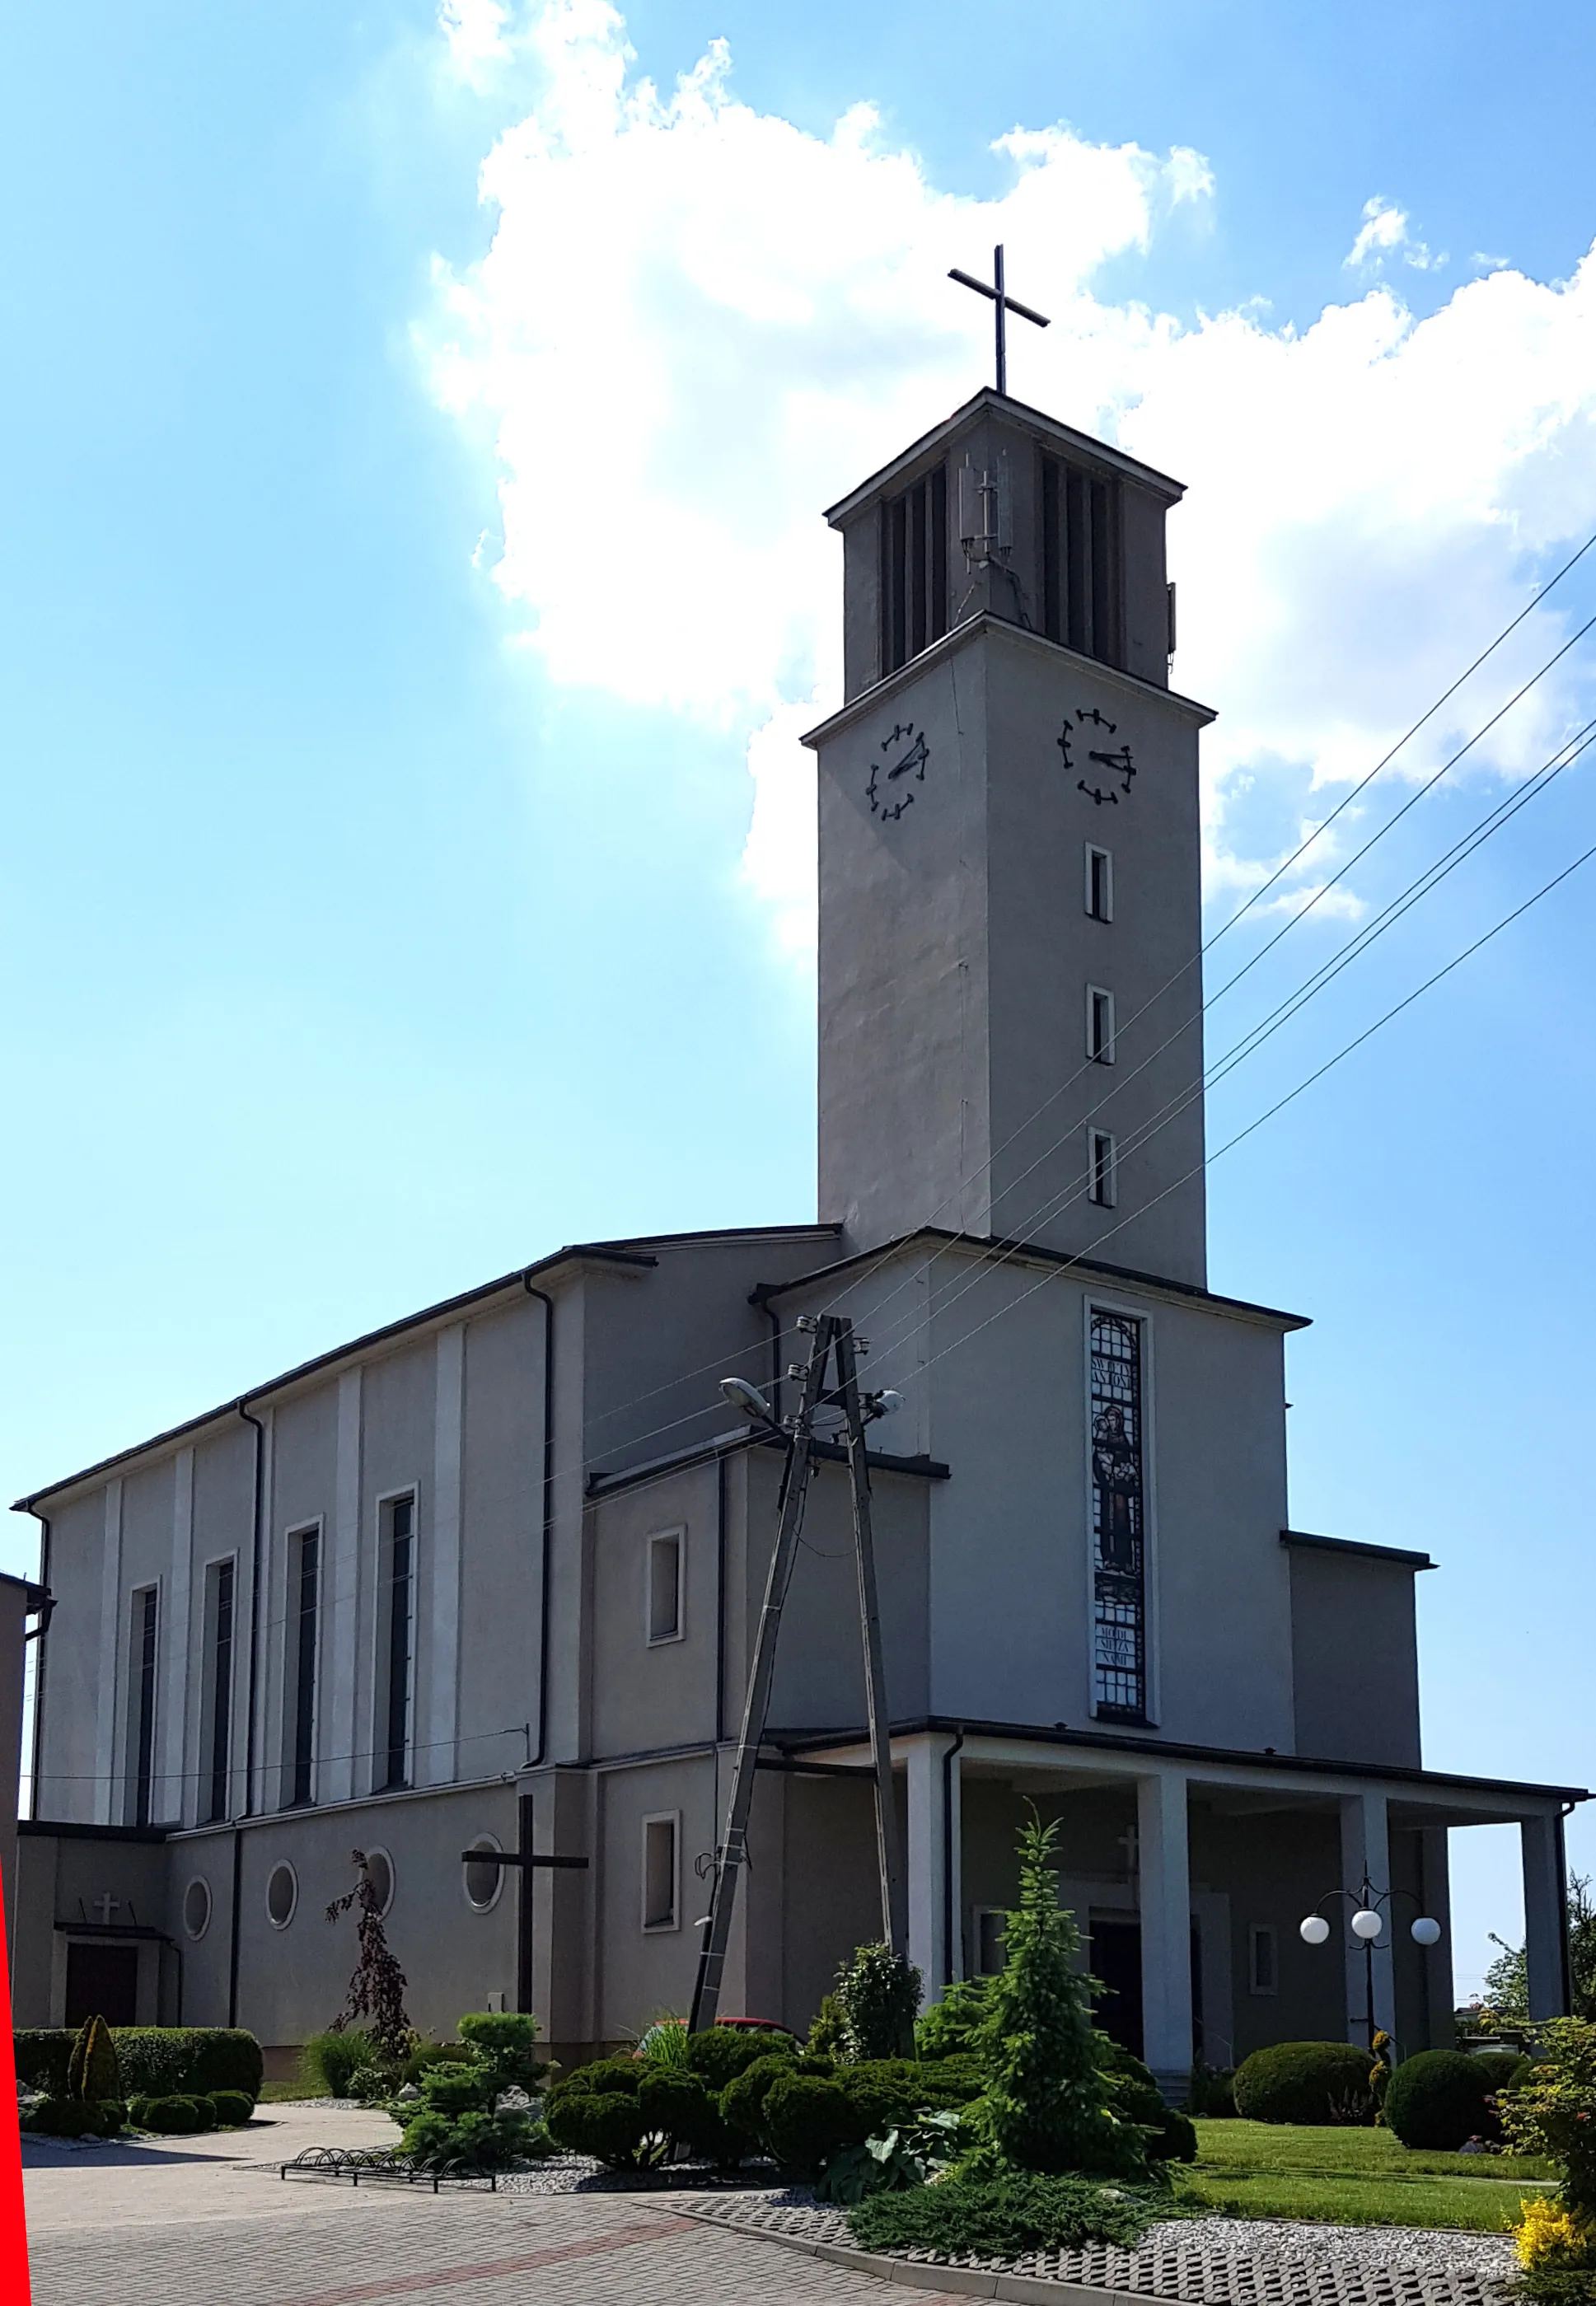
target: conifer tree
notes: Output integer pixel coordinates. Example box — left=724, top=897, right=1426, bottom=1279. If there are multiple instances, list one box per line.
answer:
left=974, top=1807, right=1148, bottom=2178
left=66, top=2014, right=123, bottom=2103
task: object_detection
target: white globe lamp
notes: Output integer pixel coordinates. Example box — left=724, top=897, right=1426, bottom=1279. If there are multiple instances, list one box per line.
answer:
left=1351, top=1908, right=1383, bottom=1941
left=1411, top=1916, right=1442, bottom=1947
left=1299, top=1914, right=1332, bottom=1946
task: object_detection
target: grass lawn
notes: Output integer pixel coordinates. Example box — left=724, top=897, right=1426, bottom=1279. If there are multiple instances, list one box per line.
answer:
left=1176, top=2120, right=1559, bottom=2233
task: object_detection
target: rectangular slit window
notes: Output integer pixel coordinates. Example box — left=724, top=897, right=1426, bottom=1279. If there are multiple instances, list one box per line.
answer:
left=975, top=1908, right=1008, bottom=1976
left=879, top=464, right=948, bottom=675
left=1248, top=1923, right=1279, bottom=1996
left=1088, top=1129, right=1117, bottom=1208
left=288, top=1529, right=319, bottom=1808
left=130, top=1587, right=158, bottom=1827
left=1088, top=986, right=1116, bottom=1064
left=647, top=1531, right=683, bottom=1645
left=642, top=1813, right=679, bottom=1931
left=1086, top=844, right=1113, bottom=923
left=205, top=1560, right=235, bottom=1824
left=381, top=1494, right=415, bottom=1792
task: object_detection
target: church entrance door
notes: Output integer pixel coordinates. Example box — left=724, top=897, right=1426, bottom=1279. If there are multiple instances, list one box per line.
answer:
left=1088, top=1913, right=1143, bottom=2058
left=63, top=1940, right=138, bottom=2027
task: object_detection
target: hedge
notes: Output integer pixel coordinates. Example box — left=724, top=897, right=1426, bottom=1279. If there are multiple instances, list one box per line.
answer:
left=16, top=2028, right=262, bottom=2102
left=1384, top=2051, right=1503, bottom=2150
left=1233, top=2041, right=1376, bottom=2125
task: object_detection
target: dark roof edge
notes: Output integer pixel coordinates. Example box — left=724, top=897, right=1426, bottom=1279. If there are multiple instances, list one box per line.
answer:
left=756, top=1228, right=1309, bottom=1331
left=822, top=388, right=1186, bottom=526
left=1282, top=1529, right=1436, bottom=1571
left=21, top=1818, right=170, bottom=1844
left=0, top=1571, right=48, bottom=1606
left=767, top=1716, right=1589, bottom=1805
left=587, top=1425, right=951, bottom=1499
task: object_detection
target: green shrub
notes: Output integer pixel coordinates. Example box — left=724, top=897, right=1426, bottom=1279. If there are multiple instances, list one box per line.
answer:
left=398, top=2106, right=544, bottom=2172
left=14, top=2030, right=73, bottom=2096
left=395, top=2014, right=548, bottom=2172
left=915, top=1976, right=995, bottom=2061
left=142, top=2097, right=204, bottom=2135
left=400, top=2042, right=473, bottom=2088
left=207, top=2088, right=255, bottom=2127
left=720, top=2051, right=800, bottom=2154
left=455, top=2011, right=548, bottom=2094
left=1232, top=2041, right=1377, bottom=2126
left=1185, top=2063, right=1237, bottom=2118
left=1469, top=2049, right=1531, bottom=2095
left=807, top=1993, right=848, bottom=2056
left=67, top=2015, right=123, bottom=2103
left=115, top=2028, right=264, bottom=2100
left=302, top=2029, right=377, bottom=2099
left=849, top=2169, right=1168, bottom=2256
left=762, top=2072, right=874, bottom=2177
left=638, top=2069, right=742, bottom=2163
left=545, top=2084, right=651, bottom=2167
left=971, top=1809, right=1149, bottom=2179
left=1503, top=2021, right=1596, bottom=2225
left=30, top=2100, right=95, bottom=2139
left=833, top=1944, right=923, bottom=2061
left=128, top=2096, right=151, bottom=2128
left=1092, top=2038, right=1193, bottom=2162
left=1383, top=2050, right=1500, bottom=2150
left=681, top=2023, right=793, bottom=2091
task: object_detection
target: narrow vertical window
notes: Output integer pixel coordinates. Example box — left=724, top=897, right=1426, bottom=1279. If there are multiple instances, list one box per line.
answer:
left=205, top=1560, right=235, bottom=1824
left=1085, top=844, right=1113, bottom=923
left=1248, top=1924, right=1279, bottom=1995
left=288, top=1529, right=319, bottom=1807
left=130, top=1587, right=159, bottom=1827
left=641, top=1813, right=680, bottom=1931
left=1041, top=456, right=1123, bottom=667
left=381, top=1494, right=415, bottom=1790
left=1090, top=1310, right=1147, bottom=1720
left=647, top=1531, right=684, bottom=1644
left=1088, top=1128, right=1117, bottom=1207
left=1088, top=986, right=1116, bottom=1064
left=879, top=465, right=948, bottom=674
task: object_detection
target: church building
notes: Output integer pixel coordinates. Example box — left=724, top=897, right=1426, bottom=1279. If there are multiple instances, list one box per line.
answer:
left=12, top=382, right=1584, bottom=2093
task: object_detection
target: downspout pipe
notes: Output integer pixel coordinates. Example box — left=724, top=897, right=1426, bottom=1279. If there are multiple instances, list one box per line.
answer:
left=230, top=1401, right=266, bottom=2029
left=21, top=1509, right=50, bottom=1820
left=521, top=1279, right=556, bottom=1770
left=942, top=1724, right=966, bottom=1992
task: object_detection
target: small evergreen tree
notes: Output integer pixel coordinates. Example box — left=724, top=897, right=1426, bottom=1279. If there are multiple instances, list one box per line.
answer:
left=834, top=1942, right=922, bottom=2060
left=325, top=1849, right=413, bottom=2065
left=973, top=1808, right=1148, bottom=2179
left=66, top=2014, right=122, bottom=2103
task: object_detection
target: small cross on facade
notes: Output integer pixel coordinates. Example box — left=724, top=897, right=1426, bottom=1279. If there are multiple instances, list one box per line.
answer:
left=92, top=1892, right=120, bottom=1926
left=948, top=244, right=1050, bottom=396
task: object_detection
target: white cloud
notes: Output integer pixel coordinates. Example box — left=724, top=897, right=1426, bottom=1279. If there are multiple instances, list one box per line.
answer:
left=1344, top=195, right=1439, bottom=273
left=419, top=2, right=1596, bottom=955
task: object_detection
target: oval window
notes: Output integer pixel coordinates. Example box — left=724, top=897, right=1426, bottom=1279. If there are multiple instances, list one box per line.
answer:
left=265, top=1860, right=298, bottom=1930
left=462, top=1836, right=504, bottom=1913
left=365, top=1847, right=395, bottom=1918
left=182, top=1876, right=212, bottom=1941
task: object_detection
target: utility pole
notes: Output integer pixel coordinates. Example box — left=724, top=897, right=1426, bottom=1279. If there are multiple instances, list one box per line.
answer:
left=690, top=1313, right=906, bottom=2030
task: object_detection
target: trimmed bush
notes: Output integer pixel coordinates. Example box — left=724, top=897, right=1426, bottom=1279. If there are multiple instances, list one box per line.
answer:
left=302, top=2029, right=376, bottom=2100
left=1384, top=2050, right=1501, bottom=2150
left=720, top=2051, right=799, bottom=2153
left=833, top=1943, right=923, bottom=2060
left=1233, top=2041, right=1377, bottom=2126
left=116, top=2028, right=263, bottom=2100
left=401, top=2042, right=473, bottom=2088
left=142, top=2097, right=205, bottom=2135
left=455, top=2011, right=548, bottom=2093
left=637, top=2069, right=741, bottom=2164
left=1094, top=2039, right=1196, bottom=2163
left=1470, top=2050, right=1532, bottom=2094
left=209, top=2089, right=256, bottom=2127
left=681, top=2023, right=793, bottom=2092
left=68, top=2015, right=123, bottom=2103
left=915, top=1976, right=994, bottom=2061
left=849, top=2170, right=1168, bottom=2256
left=761, top=2072, right=871, bottom=2177
left=14, top=2032, right=73, bottom=2097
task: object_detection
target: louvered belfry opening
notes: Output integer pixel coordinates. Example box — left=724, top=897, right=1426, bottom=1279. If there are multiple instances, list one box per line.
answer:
left=878, top=461, right=949, bottom=676
left=1041, top=451, right=1124, bottom=669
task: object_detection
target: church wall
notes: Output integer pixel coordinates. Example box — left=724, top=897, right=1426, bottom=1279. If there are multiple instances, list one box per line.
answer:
left=983, top=626, right=1207, bottom=1286
left=1189, top=1801, right=1347, bottom=2062
left=1288, top=1547, right=1423, bottom=1768
left=35, top=1491, right=105, bottom=1826
left=589, top=1461, right=719, bottom=1761
left=264, top=1386, right=339, bottom=1815
left=457, top=1300, right=545, bottom=1782
left=594, top=1752, right=717, bottom=2045
left=358, top=1342, right=437, bottom=1798
left=781, top=1773, right=881, bottom=2031
left=189, top=1424, right=254, bottom=1827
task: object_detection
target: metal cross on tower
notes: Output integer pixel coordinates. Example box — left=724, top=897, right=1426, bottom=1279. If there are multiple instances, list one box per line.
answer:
left=948, top=243, right=1050, bottom=396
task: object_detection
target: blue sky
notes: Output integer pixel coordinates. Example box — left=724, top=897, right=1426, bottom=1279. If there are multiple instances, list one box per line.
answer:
left=4, top=0, right=1596, bottom=1995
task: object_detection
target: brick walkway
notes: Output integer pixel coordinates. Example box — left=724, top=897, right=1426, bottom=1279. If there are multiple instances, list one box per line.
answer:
left=21, top=2106, right=938, bottom=2306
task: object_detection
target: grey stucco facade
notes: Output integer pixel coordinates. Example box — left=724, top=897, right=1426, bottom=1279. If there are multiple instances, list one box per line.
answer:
left=11, top=387, right=1584, bottom=2088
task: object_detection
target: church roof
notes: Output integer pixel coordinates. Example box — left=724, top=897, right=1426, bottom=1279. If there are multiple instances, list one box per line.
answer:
left=12, top=1221, right=841, bottom=1511
left=822, top=386, right=1186, bottom=528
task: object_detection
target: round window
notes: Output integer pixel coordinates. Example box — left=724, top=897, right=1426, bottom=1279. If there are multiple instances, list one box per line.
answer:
left=462, top=1836, right=504, bottom=1913
left=182, top=1876, right=212, bottom=1941
left=364, top=1847, right=395, bottom=1918
left=265, top=1860, right=298, bottom=1930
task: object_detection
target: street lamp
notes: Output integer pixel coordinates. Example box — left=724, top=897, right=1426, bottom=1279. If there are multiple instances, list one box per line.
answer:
left=1298, top=1877, right=1444, bottom=2048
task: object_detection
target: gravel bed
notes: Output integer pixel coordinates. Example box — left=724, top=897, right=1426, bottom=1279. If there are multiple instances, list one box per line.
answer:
left=681, top=2187, right=1521, bottom=2306
left=494, top=2154, right=779, bottom=2196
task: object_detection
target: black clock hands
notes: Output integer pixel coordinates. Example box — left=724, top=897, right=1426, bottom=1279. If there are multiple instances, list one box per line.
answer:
left=868, top=722, right=929, bottom=821
left=1060, top=707, right=1135, bottom=804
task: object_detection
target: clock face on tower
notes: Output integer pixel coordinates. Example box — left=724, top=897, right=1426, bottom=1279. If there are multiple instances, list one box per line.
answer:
left=1057, top=706, right=1136, bottom=805
left=867, top=720, right=929, bottom=821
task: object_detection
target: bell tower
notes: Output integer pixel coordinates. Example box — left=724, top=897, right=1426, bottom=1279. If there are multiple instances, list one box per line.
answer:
left=807, top=389, right=1214, bottom=1289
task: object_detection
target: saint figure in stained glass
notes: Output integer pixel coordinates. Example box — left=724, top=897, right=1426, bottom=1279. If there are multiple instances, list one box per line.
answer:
left=1089, top=1311, right=1147, bottom=1719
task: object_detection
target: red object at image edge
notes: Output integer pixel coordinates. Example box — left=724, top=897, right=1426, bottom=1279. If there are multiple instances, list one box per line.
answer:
left=0, top=1886, right=31, bottom=2299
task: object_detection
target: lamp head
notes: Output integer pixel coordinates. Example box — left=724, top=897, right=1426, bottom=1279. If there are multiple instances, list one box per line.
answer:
left=719, top=1375, right=774, bottom=1423
left=1351, top=1908, right=1383, bottom=1941
left=1411, top=1915, right=1442, bottom=1948
left=1299, top=1914, right=1332, bottom=1947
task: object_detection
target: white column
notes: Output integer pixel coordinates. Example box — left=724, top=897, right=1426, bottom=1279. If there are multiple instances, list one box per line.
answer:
left=1340, top=1790, right=1396, bottom=2045
left=906, top=1735, right=947, bottom=1998
left=1522, top=1813, right=1568, bottom=2020
left=94, top=1480, right=124, bottom=1824
left=161, top=1451, right=194, bottom=1825
left=1138, top=1771, right=1192, bottom=2095
left=425, top=1326, right=465, bottom=1788
left=326, top=1369, right=363, bottom=1803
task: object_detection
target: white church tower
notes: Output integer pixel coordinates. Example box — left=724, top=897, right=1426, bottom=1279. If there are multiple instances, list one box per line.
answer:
left=810, top=388, right=1211, bottom=1288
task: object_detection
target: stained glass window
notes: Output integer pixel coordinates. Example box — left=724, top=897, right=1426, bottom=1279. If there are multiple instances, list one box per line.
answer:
left=1090, top=1310, right=1146, bottom=1719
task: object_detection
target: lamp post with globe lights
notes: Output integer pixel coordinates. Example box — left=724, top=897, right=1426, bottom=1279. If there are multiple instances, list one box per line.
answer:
left=1299, top=1878, right=1443, bottom=2051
